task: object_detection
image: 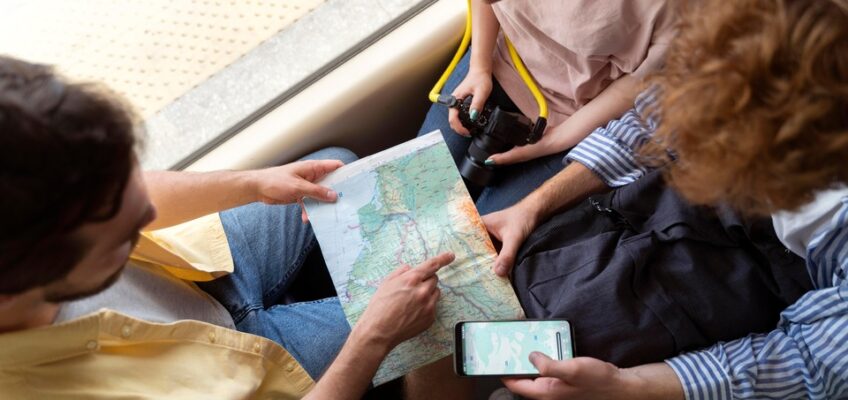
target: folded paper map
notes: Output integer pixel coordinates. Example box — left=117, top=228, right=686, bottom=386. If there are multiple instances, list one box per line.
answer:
left=303, top=131, right=524, bottom=385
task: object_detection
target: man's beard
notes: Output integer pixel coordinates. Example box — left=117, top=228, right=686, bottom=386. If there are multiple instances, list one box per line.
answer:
left=43, top=230, right=140, bottom=303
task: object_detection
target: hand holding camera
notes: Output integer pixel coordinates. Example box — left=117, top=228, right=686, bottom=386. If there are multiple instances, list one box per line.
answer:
left=438, top=93, right=544, bottom=187
left=447, top=69, right=493, bottom=136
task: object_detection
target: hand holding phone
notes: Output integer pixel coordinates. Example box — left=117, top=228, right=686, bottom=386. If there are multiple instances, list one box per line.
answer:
left=454, top=319, right=575, bottom=377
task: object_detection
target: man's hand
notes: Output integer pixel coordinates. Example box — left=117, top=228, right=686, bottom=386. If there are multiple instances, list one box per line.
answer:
left=483, top=162, right=610, bottom=277
left=449, top=69, right=493, bottom=136
left=502, top=353, right=684, bottom=400
left=503, top=354, right=628, bottom=400
left=354, top=252, right=456, bottom=349
left=483, top=202, right=539, bottom=277
left=252, top=160, right=344, bottom=204
left=250, top=159, right=345, bottom=222
left=306, top=252, right=456, bottom=400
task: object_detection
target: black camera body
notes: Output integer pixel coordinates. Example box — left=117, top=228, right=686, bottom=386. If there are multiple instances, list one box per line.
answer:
left=451, top=96, right=543, bottom=187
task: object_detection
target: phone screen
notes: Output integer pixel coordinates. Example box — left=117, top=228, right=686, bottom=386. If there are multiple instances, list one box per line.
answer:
left=458, top=320, right=573, bottom=376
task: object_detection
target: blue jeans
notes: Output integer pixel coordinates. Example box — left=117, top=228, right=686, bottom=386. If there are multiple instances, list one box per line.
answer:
left=418, top=51, right=567, bottom=215
left=198, top=147, right=357, bottom=380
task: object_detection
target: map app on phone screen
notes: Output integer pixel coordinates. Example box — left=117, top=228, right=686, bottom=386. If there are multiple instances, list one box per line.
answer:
left=458, top=320, right=574, bottom=376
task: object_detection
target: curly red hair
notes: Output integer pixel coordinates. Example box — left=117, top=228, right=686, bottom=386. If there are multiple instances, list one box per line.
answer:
left=643, top=0, right=848, bottom=215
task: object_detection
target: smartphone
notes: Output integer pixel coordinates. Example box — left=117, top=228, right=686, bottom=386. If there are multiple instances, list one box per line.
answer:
left=454, top=319, right=575, bottom=377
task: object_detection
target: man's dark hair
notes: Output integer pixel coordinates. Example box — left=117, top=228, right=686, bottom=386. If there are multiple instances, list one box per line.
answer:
left=0, top=56, right=137, bottom=295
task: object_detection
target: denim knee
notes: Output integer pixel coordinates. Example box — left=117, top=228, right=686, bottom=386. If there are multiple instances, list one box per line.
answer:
left=302, top=147, right=358, bottom=164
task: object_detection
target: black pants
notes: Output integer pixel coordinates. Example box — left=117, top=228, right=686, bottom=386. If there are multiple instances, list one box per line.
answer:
left=512, top=172, right=812, bottom=367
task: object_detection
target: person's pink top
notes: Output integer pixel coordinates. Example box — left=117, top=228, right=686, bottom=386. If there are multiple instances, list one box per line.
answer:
left=491, top=1, right=676, bottom=128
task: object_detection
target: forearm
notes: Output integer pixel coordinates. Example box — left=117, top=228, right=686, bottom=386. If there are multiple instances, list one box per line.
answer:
left=469, top=0, right=499, bottom=73
left=143, top=170, right=259, bottom=230
left=621, top=363, right=685, bottom=400
left=519, top=162, right=609, bottom=226
left=552, top=75, right=643, bottom=150
left=304, top=326, right=392, bottom=400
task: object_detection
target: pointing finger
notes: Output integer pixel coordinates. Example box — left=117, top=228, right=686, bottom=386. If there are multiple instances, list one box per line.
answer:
left=387, top=264, right=412, bottom=279
left=413, top=252, right=455, bottom=280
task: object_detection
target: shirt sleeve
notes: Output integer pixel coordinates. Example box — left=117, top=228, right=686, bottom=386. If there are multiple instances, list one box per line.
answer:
left=132, top=212, right=235, bottom=282
left=564, top=89, right=659, bottom=187
left=666, top=201, right=848, bottom=400
left=665, top=287, right=848, bottom=400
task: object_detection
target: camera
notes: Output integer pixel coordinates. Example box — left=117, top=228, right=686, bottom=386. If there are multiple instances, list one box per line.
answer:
left=439, top=95, right=545, bottom=187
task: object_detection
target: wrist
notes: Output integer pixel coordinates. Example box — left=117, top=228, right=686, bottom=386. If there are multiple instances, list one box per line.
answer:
left=241, top=169, right=266, bottom=204
left=516, top=196, right=543, bottom=228
left=349, top=322, right=394, bottom=359
left=618, top=368, right=651, bottom=399
left=468, top=64, right=492, bottom=76
left=618, top=364, right=685, bottom=400
left=468, top=57, right=493, bottom=76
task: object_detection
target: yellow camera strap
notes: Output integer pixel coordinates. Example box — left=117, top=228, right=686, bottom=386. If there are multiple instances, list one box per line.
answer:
left=504, top=36, right=548, bottom=119
left=429, top=0, right=548, bottom=123
left=428, top=0, right=471, bottom=104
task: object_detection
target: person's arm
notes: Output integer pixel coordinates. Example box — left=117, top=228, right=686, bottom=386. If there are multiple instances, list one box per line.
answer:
left=448, top=0, right=500, bottom=135
left=469, top=0, right=499, bottom=75
left=489, top=8, right=674, bottom=167
left=305, top=326, right=391, bottom=400
left=665, top=290, right=848, bottom=399
left=143, top=160, right=343, bottom=230
left=502, top=204, right=848, bottom=400
left=499, top=298, right=848, bottom=400
left=489, top=74, right=643, bottom=165
left=484, top=162, right=608, bottom=276
left=665, top=206, right=848, bottom=400
left=502, top=353, right=683, bottom=400
left=484, top=90, right=660, bottom=276
left=304, top=253, right=455, bottom=400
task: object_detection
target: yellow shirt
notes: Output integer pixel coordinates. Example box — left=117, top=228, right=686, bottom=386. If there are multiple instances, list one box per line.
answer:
left=0, top=214, right=314, bottom=399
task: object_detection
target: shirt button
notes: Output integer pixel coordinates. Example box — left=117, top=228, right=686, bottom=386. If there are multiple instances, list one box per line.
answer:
left=86, top=340, right=98, bottom=351
left=208, top=332, right=216, bottom=343
left=253, top=343, right=262, bottom=353
left=121, top=325, right=132, bottom=338
left=285, top=363, right=295, bottom=373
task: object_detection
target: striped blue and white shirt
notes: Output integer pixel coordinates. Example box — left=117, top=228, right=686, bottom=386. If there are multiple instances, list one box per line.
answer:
left=565, top=91, right=848, bottom=399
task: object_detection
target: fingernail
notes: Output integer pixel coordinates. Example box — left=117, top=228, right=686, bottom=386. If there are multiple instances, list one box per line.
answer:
left=529, top=351, right=549, bottom=363
left=484, top=158, right=496, bottom=166
left=327, top=190, right=337, bottom=199
left=470, top=109, right=479, bottom=121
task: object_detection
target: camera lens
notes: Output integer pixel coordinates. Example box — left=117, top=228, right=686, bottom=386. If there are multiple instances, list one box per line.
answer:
left=459, top=155, right=495, bottom=187
left=459, top=134, right=512, bottom=187
left=454, top=100, right=536, bottom=187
